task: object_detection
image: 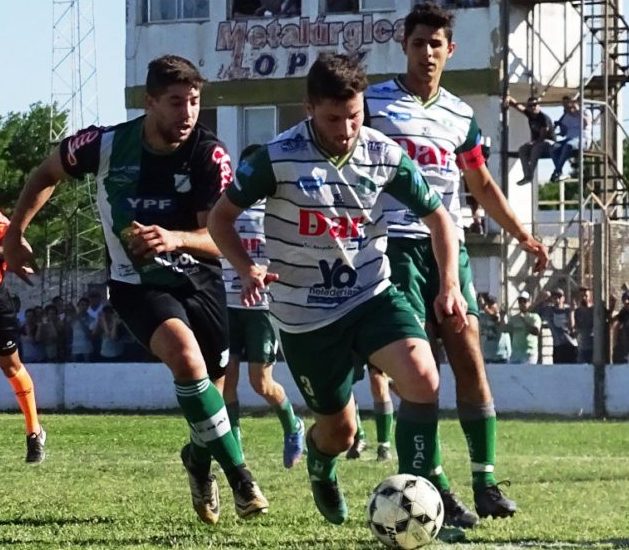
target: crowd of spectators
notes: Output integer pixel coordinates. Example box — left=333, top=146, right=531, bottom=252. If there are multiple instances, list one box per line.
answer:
left=477, top=285, right=629, bottom=365
left=11, top=291, right=153, bottom=363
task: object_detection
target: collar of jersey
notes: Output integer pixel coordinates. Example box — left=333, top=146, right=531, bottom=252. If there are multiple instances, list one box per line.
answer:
left=395, top=76, right=441, bottom=109
left=306, top=119, right=355, bottom=169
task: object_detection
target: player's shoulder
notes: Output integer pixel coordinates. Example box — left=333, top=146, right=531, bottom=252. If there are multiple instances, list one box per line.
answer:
left=365, top=78, right=401, bottom=97
left=268, top=120, right=310, bottom=155
left=436, top=87, right=475, bottom=119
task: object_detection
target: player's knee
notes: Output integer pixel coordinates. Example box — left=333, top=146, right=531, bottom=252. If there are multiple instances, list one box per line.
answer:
left=319, top=420, right=355, bottom=453
left=249, top=365, right=274, bottom=396
left=395, top=365, right=439, bottom=401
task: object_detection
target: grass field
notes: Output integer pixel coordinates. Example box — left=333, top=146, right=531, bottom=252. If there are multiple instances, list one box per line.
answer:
left=1, top=412, right=628, bottom=549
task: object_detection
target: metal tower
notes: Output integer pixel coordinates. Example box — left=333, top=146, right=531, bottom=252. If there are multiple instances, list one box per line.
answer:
left=46, top=0, right=105, bottom=304
left=50, top=0, right=99, bottom=141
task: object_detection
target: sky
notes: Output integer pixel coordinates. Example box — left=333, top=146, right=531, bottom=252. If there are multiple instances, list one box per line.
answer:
left=0, top=1, right=126, bottom=127
left=0, top=1, right=627, bottom=132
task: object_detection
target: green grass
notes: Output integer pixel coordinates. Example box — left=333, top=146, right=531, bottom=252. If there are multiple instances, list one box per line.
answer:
left=1, top=413, right=628, bottom=549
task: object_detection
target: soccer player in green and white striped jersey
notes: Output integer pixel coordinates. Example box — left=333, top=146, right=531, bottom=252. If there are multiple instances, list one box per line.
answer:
left=365, top=2, right=549, bottom=526
left=210, top=53, right=468, bottom=525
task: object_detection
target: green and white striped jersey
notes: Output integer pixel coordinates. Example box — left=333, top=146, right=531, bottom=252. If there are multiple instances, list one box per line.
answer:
left=221, top=200, right=270, bottom=309
left=365, top=78, right=484, bottom=242
left=227, top=119, right=442, bottom=333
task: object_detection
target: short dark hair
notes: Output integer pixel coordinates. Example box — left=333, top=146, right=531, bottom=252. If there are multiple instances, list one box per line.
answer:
left=146, top=55, right=204, bottom=98
left=306, top=53, right=368, bottom=104
left=404, top=2, right=455, bottom=42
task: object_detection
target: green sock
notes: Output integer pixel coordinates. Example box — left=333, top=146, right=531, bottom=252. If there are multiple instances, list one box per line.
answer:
left=273, top=397, right=299, bottom=434
left=458, top=401, right=498, bottom=488
left=374, top=400, right=394, bottom=446
left=306, top=429, right=338, bottom=483
left=175, top=377, right=244, bottom=472
left=226, top=400, right=242, bottom=451
left=355, top=406, right=366, bottom=440
left=395, top=400, right=449, bottom=491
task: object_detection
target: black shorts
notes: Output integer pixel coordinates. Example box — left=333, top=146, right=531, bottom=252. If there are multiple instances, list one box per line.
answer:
left=109, top=279, right=229, bottom=380
left=0, top=284, right=19, bottom=356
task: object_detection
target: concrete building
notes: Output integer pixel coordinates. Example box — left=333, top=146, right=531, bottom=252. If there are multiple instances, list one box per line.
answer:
left=123, top=0, right=598, bottom=303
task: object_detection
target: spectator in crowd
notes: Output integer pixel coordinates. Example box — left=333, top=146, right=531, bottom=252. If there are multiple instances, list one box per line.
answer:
left=94, top=305, right=125, bottom=361
left=36, top=304, right=62, bottom=362
left=478, top=293, right=511, bottom=363
left=86, top=290, right=104, bottom=361
left=506, top=291, right=542, bottom=364
left=69, top=297, right=94, bottom=362
left=19, top=308, right=44, bottom=363
left=573, top=286, right=594, bottom=363
left=547, top=288, right=577, bottom=363
left=612, top=291, right=629, bottom=363
left=550, top=97, right=593, bottom=182
left=254, top=0, right=300, bottom=16
left=52, top=295, right=65, bottom=321
left=504, top=95, right=555, bottom=186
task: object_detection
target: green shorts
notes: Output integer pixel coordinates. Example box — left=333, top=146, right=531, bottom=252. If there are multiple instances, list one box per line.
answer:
left=386, top=238, right=479, bottom=325
left=279, top=286, right=426, bottom=414
left=228, top=308, right=277, bottom=364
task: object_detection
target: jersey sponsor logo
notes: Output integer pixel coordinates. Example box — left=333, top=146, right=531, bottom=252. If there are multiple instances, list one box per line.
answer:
left=174, top=174, right=192, bottom=193
left=154, top=252, right=200, bottom=273
left=109, top=165, right=140, bottom=183
left=66, top=130, right=100, bottom=167
left=394, top=138, right=456, bottom=173
left=371, top=83, right=398, bottom=93
left=298, top=209, right=365, bottom=239
left=307, top=258, right=359, bottom=304
left=386, top=110, right=412, bottom=122
left=367, top=141, right=384, bottom=152
left=297, top=175, right=324, bottom=191
left=126, top=197, right=175, bottom=212
left=211, top=145, right=233, bottom=191
left=280, top=134, right=307, bottom=152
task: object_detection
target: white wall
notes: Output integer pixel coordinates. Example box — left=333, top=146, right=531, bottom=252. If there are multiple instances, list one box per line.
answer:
left=2, top=361, right=626, bottom=417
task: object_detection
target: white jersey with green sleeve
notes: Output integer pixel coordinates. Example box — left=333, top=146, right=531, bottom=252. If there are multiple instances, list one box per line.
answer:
left=365, top=79, right=486, bottom=242
left=227, top=119, right=442, bottom=334
left=221, top=200, right=269, bottom=310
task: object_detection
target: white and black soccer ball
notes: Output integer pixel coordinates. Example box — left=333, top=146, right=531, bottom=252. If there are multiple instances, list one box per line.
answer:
left=366, top=474, right=444, bottom=549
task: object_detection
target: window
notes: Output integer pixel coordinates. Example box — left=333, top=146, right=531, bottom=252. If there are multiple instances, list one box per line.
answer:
left=359, top=0, right=395, bottom=11
left=140, top=0, right=209, bottom=23
left=325, top=0, right=358, bottom=13
left=231, top=0, right=301, bottom=19
left=243, top=107, right=277, bottom=148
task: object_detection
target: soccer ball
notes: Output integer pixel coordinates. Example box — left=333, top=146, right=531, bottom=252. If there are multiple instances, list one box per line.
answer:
left=366, top=474, right=444, bottom=549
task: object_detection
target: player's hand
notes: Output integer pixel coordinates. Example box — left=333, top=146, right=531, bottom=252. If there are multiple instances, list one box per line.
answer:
left=239, top=264, right=279, bottom=307
left=433, top=285, right=468, bottom=333
left=519, top=234, right=549, bottom=274
left=2, top=231, right=38, bottom=286
left=124, top=221, right=183, bottom=259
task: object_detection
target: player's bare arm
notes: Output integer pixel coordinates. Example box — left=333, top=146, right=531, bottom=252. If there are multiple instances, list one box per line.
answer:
left=4, top=147, right=67, bottom=282
left=422, top=205, right=468, bottom=332
left=126, top=210, right=221, bottom=260
left=208, top=194, right=278, bottom=307
left=463, top=164, right=549, bottom=273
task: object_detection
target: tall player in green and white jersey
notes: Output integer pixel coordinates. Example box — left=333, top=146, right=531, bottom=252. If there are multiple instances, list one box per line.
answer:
left=366, top=2, right=549, bottom=526
left=222, top=144, right=305, bottom=469
left=210, top=53, right=468, bottom=525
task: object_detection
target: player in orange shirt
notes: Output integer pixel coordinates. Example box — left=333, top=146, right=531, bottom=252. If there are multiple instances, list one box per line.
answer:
left=0, top=211, right=46, bottom=463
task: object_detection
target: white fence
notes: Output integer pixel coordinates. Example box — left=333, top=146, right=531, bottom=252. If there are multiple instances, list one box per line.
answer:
left=1, top=362, right=627, bottom=417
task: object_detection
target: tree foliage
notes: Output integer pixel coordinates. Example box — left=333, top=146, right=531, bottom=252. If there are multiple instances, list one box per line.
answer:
left=0, top=103, right=103, bottom=269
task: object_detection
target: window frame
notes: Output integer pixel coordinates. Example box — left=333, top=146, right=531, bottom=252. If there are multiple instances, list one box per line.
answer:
left=139, top=0, right=211, bottom=24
